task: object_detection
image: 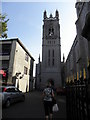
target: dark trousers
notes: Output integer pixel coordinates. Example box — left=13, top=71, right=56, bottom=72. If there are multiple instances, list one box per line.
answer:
left=43, top=100, right=53, bottom=116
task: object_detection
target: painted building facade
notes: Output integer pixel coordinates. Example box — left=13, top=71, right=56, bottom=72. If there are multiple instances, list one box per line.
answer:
left=0, top=38, right=34, bottom=92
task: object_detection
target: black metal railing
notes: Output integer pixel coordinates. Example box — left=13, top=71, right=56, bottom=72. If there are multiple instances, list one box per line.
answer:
left=66, top=76, right=90, bottom=120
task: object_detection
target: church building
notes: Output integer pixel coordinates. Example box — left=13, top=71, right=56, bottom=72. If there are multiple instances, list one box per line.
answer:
left=35, top=10, right=62, bottom=90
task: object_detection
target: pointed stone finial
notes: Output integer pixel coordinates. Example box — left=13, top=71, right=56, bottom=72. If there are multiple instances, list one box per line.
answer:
left=44, top=10, right=47, bottom=19
left=63, top=54, right=65, bottom=63
left=50, top=13, right=53, bottom=18
left=55, top=10, right=59, bottom=19
left=38, top=54, right=40, bottom=63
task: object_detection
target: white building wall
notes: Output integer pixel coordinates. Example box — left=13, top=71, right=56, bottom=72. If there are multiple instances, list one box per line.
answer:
left=12, top=41, right=31, bottom=92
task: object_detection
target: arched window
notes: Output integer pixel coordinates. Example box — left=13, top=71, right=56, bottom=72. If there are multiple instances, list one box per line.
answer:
left=48, top=50, right=50, bottom=57
left=48, top=27, right=54, bottom=36
left=52, top=49, right=55, bottom=66
left=48, top=50, right=50, bottom=66
left=52, top=59, right=54, bottom=66
left=52, top=49, right=54, bottom=57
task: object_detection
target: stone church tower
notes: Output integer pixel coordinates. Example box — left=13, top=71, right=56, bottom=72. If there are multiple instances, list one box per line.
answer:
left=40, top=10, right=62, bottom=89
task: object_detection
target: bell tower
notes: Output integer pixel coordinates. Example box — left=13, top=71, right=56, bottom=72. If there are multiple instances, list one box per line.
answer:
left=41, top=10, right=62, bottom=89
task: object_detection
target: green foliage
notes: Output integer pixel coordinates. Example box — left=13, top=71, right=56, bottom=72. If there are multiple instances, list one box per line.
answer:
left=0, top=13, right=9, bottom=38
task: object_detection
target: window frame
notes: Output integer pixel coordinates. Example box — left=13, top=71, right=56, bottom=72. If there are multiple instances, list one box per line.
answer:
left=25, top=53, right=29, bottom=62
left=24, top=66, right=28, bottom=75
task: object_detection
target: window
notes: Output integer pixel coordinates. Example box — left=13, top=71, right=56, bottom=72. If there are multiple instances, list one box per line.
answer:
left=52, top=50, right=54, bottom=57
left=48, top=50, right=50, bottom=57
left=25, top=53, right=29, bottom=62
left=6, top=88, right=15, bottom=92
left=48, top=50, right=50, bottom=66
left=48, top=27, right=54, bottom=36
left=24, top=66, right=28, bottom=75
left=49, top=28, right=51, bottom=35
left=0, top=44, right=11, bottom=56
left=52, top=59, right=54, bottom=66
left=48, top=58, right=50, bottom=66
left=2, top=60, right=9, bottom=68
left=52, top=50, right=55, bottom=66
left=52, top=28, right=54, bottom=34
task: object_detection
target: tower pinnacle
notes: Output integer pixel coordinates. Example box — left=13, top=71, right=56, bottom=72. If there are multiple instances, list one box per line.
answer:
left=38, top=54, right=40, bottom=63
left=55, top=10, right=59, bottom=19
left=63, top=54, right=65, bottom=63
left=50, top=13, right=53, bottom=18
left=43, top=10, right=47, bottom=19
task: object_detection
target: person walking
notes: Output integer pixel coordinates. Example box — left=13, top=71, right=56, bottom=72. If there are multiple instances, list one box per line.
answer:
left=42, top=81, right=55, bottom=120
